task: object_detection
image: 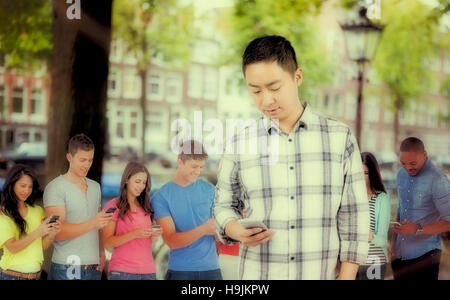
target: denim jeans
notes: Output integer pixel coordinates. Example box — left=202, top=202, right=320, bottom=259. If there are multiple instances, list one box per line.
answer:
left=165, top=269, right=222, bottom=280
left=49, top=262, right=102, bottom=280
left=0, top=271, right=40, bottom=280
left=108, top=271, right=156, bottom=280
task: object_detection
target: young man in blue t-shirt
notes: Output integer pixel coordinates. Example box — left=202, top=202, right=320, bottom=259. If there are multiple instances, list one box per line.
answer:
left=152, top=140, right=221, bottom=280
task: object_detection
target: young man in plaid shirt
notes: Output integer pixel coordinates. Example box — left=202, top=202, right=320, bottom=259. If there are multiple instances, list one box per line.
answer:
left=214, top=35, right=370, bottom=280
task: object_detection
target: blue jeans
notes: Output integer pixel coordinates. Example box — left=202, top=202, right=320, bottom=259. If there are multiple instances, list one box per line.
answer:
left=108, top=271, right=156, bottom=280
left=165, top=269, right=222, bottom=280
left=0, top=271, right=40, bottom=280
left=49, top=262, right=102, bottom=280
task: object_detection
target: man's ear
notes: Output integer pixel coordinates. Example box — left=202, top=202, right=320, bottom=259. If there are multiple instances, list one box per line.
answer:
left=295, top=68, right=303, bottom=86
left=66, top=153, right=72, bottom=163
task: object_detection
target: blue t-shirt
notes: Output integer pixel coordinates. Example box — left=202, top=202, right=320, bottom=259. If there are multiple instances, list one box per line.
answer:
left=151, top=179, right=219, bottom=271
left=396, top=159, right=450, bottom=260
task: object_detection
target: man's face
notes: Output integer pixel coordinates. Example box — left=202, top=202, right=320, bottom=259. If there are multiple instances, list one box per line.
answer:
left=244, top=60, right=303, bottom=122
left=178, top=158, right=205, bottom=184
left=67, top=148, right=94, bottom=178
left=399, top=150, right=427, bottom=177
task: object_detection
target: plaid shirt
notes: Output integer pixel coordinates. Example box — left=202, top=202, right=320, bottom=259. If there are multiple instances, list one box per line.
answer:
left=213, top=104, right=369, bottom=280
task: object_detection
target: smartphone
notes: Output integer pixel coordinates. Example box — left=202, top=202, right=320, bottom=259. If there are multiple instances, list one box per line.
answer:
left=152, top=225, right=161, bottom=230
left=48, top=215, right=60, bottom=224
left=390, top=221, right=401, bottom=226
left=238, top=219, right=268, bottom=234
left=106, top=207, right=117, bottom=214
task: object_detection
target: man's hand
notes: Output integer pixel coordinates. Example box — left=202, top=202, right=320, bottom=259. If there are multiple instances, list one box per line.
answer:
left=92, top=211, right=114, bottom=230
left=225, top=220, right=275, bottom=247
left=392, top=220, right=419, bottom=235
left=200, top=219, right=217, bottom=236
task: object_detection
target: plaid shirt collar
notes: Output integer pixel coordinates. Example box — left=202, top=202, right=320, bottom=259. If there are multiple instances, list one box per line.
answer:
left=264, top=102, right=312, bottom=136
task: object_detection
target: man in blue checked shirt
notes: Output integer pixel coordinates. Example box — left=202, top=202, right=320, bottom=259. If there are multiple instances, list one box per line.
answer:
left=213, top=35, right=370, bottom=280
left=391, top=137, right=450, bottom=280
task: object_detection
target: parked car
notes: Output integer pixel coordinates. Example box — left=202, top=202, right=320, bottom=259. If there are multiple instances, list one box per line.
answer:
left=0, top=142, right=47, bottom=170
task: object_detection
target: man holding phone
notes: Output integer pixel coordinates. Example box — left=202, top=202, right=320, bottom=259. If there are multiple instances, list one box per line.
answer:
left=214, top=36, right=370, bottom=280
left=152, top=140, right=221, bottom=280
left=44, top=134, right=113, bottom=280
left=391, top=137, right=450, bottom=280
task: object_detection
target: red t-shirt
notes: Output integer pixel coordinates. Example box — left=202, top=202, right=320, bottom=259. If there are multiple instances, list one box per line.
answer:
left=216, top=241, right=239, bottom=256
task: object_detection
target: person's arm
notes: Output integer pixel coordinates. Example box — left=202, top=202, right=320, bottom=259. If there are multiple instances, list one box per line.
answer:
left=224, top=219, right=275, bottom=247
left=337, top=130, right=370, bottom=279
left=394, top=219, right=450, bottom=235
left=372, top=193, right=391, bottom=247
left=3, top=219, right=54, bottom=254
left=394, top=175, right=450, bottom=236
left=42, top=220, right=61, bottom=250
left=213, top=153, right=247, bottom=244
left=103, top=219, right=152, bottom=248
left=337, top=262, right=360, bottom=280
left=45, top=206, right=112, bottom=241
left=157, top=216, right=215, bottom=250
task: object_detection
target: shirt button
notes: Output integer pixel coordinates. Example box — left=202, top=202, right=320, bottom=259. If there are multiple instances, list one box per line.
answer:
left=290, top=196, right=294, bottom=200
left=290, top=257, right=295, bottom=261
left=290, top=225, right=295, bottom=229
left=290, top=166, right=294, bottom=170
left=288, top=138, right=293, bottom=142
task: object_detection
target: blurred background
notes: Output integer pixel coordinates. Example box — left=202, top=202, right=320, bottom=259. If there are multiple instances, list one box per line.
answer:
left=0, top=0, right=448, bottom=279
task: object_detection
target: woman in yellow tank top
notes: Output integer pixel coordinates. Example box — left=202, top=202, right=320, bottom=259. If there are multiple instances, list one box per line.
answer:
left=0, top=164, right=60, bottom=280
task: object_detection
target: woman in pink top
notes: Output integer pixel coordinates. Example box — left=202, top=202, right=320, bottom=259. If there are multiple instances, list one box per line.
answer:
left=103, top=162, right=162, bottom=280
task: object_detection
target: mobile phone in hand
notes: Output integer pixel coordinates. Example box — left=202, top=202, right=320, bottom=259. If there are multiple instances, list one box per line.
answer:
left=152, top=225, right=161, bottom=230
left=106, top=207, right=117, bottom=214
left=48, top=215, right=60, bottom=224
left=390, top=221, right=401, bottom=226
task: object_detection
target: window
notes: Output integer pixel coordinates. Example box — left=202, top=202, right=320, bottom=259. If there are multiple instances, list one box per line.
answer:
left=204, top=67, right=218, bottom=101
left=345, top=93, right=356, bottom=120
left=147, top=71, right=164, bottom=101
left=12, top=87, right=25, bottom=114
left=166, top=73, right=182, bottom=103
left=334, top=94, right=344, bottom=117
left=365, top=96, right=379, bottom=123
left=188, top=65, right=203, bottom=99
left=108, top=68, right=121, bottom=98
left=116, top=123, right=124, bottom=138
left=31, top=89, right=44, bottom=116
left=123, top=70, right=141, bottom=99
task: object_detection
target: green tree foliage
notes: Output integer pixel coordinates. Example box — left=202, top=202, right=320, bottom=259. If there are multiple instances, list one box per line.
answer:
left=113, top=0, right=196, bottom=156
left=113, top=0, right=195, bottom=70
left=371, top=0, right=447, bottom=149
left=0, top=0, right=52, bottom=69
left=222, top=0, right=333, bottom=102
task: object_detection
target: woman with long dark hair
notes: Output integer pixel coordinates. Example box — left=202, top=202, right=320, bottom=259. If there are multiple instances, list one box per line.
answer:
left=0, top=164, right=60, bottom=280
left=103, top=162, right=162, bottom=280
left=356, top=152, right=391, bottom=280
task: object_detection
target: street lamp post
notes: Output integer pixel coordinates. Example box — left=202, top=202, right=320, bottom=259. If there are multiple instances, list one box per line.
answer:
left=340, top=6, right=383, bottom=147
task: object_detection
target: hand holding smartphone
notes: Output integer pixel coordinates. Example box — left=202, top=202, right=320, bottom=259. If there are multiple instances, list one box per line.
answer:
left=390, top=221, right=401, bottom=226
left=105, top=207, right=117, bottom=214
left=238, top=219, right=268, bottom=236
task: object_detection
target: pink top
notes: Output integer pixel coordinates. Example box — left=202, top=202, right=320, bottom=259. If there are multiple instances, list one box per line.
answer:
left=105, top=198, right=156, bottom=274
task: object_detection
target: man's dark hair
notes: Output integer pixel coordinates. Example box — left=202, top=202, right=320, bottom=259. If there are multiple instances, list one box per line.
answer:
left=242, top=35, right=298, bottom=76
left=400, top=137, right=425, bottom=153
left=68, top=133, right=95, bottom=155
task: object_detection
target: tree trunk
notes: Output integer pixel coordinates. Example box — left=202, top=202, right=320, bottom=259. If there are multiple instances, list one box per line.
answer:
left=140, top=68, right=147, bottom=161
left=393, top=97, right=403, bottom=155
left=48, top=0, right=113, bottom=184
